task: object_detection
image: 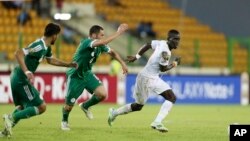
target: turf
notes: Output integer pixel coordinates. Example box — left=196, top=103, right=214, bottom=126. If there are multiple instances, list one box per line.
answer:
left=0, top=104, right=249, bottom=141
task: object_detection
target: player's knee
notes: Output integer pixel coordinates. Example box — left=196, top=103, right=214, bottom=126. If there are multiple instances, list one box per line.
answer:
left=95, top=93, right=107, bottom=101
left=161, top=90, right=177, bottom=103
left=99, top=94, right=107, bottom=101
left=38, top=104, right=47, bottom=114
left=131, top=103, right=144, bottom=111
left=64, top=105, right=73, bottom=112
left=94, top=85, right=108, bottom=101
left=170, top=94, right=177, bottom=103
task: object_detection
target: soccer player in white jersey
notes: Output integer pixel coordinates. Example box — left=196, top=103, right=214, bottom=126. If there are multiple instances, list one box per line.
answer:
left=108, top=29, right=181, bottom=133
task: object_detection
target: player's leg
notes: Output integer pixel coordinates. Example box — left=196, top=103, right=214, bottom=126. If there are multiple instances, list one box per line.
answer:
left=61, top=104, right=73, bottom=131
left=108, top=74, right=147, bottom=126
left=3, top=83, right=42, bottom=136
left=11, top=105, right=24, bottom=127
left=10, top=85, right=24, bottom=127
left=153, top=89, right=176, bottom=123
left=61, top=74, right=85, bottom=130
left=108, top=103, right=144, bottom=126
left=2, top=77, right=22, bottom=137
left=151, top=78, right=177, bottom=132
left=79, top=85, right=105, bottom=120
left=79, top=73, right=104, bottom=119
left=7, top=79, right=24, bottom=128
left=11, top=85, right=44, bottom=121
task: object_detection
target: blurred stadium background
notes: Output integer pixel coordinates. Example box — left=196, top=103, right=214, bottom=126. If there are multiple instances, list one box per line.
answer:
left=0, top=0, right=249, bottom=140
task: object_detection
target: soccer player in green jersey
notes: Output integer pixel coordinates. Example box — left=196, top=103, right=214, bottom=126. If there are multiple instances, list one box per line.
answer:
left=1, top=23, right=78, bottom=137
left=61, top=23, right=128, bottom=130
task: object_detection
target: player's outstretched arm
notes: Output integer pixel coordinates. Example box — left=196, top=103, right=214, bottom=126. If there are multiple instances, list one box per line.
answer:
left=46, top=57, right=78, bottom=68
left=109, top=49, right=128, bottom=75
left=126, top=43, right=152, bottom=63
left=92, top=23, right=128, bottom=47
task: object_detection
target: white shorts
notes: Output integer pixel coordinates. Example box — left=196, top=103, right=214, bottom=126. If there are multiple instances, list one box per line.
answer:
left=133, top=73, right=171, bottom=105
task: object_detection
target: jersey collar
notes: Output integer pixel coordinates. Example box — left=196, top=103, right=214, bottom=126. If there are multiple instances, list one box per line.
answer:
left=41, top=37, right=48, bottom=50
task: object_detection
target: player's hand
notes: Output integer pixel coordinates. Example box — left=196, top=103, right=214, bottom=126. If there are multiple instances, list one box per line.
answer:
left=117, top=23, right=128, bottom=33
left=121, top=65, right=128, bottom=75
left=175, top=56, right=181, bottom=65
left=126, top=56, right=137, bottom=63
left=69, top=62, right=78, bottom=69
left=25, top=71, right=34, bottom=83
left=173, top=56, right=181, bottom=67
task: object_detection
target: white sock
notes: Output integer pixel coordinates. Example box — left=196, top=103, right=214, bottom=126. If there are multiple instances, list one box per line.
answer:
left=154, top=100, right=173, bottom=123
left=113, top=104, right=132, bottom=117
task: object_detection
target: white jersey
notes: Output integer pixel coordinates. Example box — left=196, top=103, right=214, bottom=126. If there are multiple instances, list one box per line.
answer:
left=140, top=40, right=171, bottom=77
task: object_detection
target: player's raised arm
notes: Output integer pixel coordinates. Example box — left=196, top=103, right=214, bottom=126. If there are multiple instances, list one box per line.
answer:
left=92, top=23, right=128, bottom=47
left=126, top=43, right=152, bottom=63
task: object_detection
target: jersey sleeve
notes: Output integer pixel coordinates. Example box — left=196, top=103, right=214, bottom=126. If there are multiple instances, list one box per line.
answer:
left=82, top=38, right=110, bottom=52
left=151, top=40, right=160, bottom=50
left=101, top=45, right=111, bottom=53
left=22, top=42, right=43, bottom=56
left=80, top=38, right=92, bottom=49
left=90, top=39, right=97, bottom=48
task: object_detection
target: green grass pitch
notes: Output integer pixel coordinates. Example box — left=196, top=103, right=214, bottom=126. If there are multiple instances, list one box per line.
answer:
left=0, top=104, right=249, bottom=141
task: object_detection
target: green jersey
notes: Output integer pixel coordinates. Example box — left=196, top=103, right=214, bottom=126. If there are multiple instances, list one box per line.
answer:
left=14, top=38, right=52, bottom=80
left=67, top=38, right=110, bottom=78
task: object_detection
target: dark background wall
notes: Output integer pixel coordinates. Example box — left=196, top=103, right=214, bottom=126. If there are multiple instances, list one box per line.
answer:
left=167, top=0, right=250, bottom=37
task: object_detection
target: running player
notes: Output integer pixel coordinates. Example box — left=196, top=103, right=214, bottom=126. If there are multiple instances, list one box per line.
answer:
left=1, top=23, right=78, bottom=137
left=61, top=24, right=128, bottom=130
left=108, top=29, right=181, bottom=133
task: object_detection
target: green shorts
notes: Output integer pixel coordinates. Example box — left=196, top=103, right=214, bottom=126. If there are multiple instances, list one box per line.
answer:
left=65, top=71, right=102, bottom=105
left=10, top=71, right=43, bottom=108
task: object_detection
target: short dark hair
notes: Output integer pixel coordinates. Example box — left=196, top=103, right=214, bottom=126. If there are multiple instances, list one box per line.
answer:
left=44, top=23, right=61, bottom=37
left=167, top=29, right=180, bottom=40
left=89, top=25, right=103, bottom=35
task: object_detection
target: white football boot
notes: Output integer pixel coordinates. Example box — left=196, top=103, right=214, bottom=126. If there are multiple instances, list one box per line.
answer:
left=3, top=114, right=13, bottom=137
left=61, top=121, right=70, bottom=131
left=79, top=103, right=93, bottom=120
left=108, top=108, right=116, bottom=127
left=150, top=122, right=168, bottom=133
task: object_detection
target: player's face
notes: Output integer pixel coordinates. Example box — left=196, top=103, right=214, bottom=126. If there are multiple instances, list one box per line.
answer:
left=50, top=34, right=58, bottom=45
left=168, top=37, right=180, bottom=49
left=96, top=30, right=105, bottom=39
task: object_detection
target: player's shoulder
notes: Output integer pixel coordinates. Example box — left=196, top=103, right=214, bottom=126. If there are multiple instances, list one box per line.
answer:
left=152, top=39, right=165, bottom=43
left=80, top=38, right=93, bottom=46
left=28, top=38, right=43, bottom=48
left=151, top=40, right=167, bottom=46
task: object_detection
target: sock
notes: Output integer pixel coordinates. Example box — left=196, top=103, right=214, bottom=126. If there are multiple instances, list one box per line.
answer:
left=12, top=108, right=21, bottom=127
left=113, top=104, right=132, bottom=117
left=154, top=100, right=173, bottom=123
left=82, top=95, right=101, bottom=109
left=12, top=107, right=39, bottom=122
left=62, top=107, right=70, bottom=122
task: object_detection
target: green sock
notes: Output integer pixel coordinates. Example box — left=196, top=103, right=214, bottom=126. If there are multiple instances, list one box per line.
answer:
left=12, top=108, right=21, bottom=127
left=62, top=107, right=70, bottom=122
left=12, top=107, right=38, bottom=122
left=82, top=95, right=101, bottom=109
